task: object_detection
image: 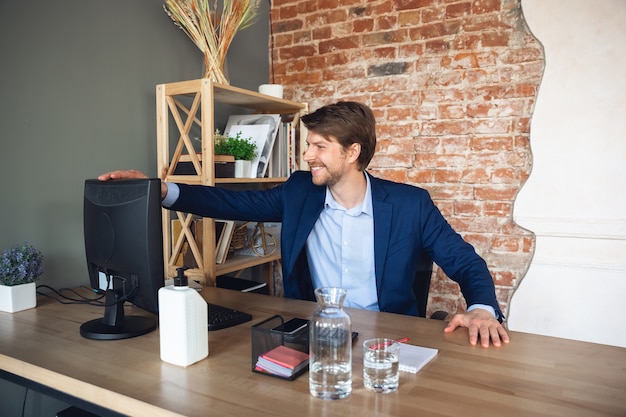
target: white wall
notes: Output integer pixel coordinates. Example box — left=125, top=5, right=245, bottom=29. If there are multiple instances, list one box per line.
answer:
left=510, top=0, right=626, bottom=347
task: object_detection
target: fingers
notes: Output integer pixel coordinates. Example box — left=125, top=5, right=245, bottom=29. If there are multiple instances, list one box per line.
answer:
left=483, top=325, right=498, bottom=347
left=97, top=172, right=114, bottom=181
left=468, top=325, right=479, bottom=346
left=488, top=326, right=501, bottom=347
left=97, top=170, right=148, bottom=181
left=477, top=323, right=510, bottom=348
left=467, top=324, right=499, bottom=347
left=498, top=325, right=511, bottom=344
left=443, top=313, right=510, bottom=348
left=468, top=324, right=496, bottom=348
left=443, top=316, right=460, bottom=333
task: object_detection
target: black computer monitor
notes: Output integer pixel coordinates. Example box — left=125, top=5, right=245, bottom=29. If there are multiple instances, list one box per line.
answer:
left=81, top=178, right=165, bottom=340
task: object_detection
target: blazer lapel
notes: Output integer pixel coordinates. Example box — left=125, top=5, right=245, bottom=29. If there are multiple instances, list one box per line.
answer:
left=286, top=185, right=325, bottom=273
left=368, top=174, right=392, bottom=294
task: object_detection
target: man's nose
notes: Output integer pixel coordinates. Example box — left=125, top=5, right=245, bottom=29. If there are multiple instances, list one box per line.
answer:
left=303, top=147, right=313, bottom=161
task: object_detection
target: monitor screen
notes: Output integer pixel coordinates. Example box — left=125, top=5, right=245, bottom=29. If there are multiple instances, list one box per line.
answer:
left=81, top=178, right=164, bottom=340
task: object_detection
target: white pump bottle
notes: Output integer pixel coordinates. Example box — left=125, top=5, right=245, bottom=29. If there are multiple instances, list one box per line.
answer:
left=158, top=267, right=208, bottom=366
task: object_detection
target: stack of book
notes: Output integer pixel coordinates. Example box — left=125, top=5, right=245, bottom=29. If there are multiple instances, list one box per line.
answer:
left=214, top=219, right=234, bottom=264
left=254, top=345, right=309, bottom=379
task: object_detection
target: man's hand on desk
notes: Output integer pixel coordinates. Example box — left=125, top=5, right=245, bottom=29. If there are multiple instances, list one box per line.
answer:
left=443, top=308, right=510, bottom=348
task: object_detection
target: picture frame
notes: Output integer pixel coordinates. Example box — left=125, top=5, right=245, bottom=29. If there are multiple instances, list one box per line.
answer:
left=225, top=114, right=281, bottom=178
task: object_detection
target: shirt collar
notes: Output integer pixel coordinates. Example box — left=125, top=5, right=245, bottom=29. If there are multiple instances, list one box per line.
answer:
left=324, top=172, right=373, bottom=216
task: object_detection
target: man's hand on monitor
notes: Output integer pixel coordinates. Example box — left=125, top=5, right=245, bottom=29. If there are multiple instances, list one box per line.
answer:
left=98, top=170, right=148, bottom=181
left=98, top=170, right=168, bottom=200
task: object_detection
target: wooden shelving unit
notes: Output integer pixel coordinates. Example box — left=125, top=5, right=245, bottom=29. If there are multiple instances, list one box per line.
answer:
left=156, top=79, right=308, bottom=286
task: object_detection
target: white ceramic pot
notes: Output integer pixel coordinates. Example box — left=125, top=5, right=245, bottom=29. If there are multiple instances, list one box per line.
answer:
left=234, top=160, right=252, bottom=178
left=0, top=281, right=37, bottom=313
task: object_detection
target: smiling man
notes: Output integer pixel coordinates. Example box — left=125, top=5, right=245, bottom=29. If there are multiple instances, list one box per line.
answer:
left=99, top=101, right=509, bottom=348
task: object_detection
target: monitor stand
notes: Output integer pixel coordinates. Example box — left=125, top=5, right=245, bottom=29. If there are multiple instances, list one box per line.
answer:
left=80, top=289, right=156, bottom=340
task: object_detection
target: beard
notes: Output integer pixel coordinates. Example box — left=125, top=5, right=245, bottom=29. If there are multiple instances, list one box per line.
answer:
left=310, top=165, right=342, bottom=187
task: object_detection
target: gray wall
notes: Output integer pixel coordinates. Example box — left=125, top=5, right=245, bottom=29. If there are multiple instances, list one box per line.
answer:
left=0, top=1, right=269, bottom=415
left=0, top=0, right=270, bottom=291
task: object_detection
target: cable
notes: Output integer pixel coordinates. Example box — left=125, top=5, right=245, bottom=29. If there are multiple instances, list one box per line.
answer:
left=46, top=285, right=105, bottom=302
left=20, top=387, right=28, bottom=417
left=36, top=284, right=105, bottom=304
left=35, top=284, right=137, bottom=307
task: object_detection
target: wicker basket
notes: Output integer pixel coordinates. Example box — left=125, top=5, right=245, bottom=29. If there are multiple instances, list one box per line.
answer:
left=230, top=222, right=249, bottom=252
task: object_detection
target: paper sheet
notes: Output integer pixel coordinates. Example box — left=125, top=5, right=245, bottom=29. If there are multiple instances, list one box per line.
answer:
left=398, top=343, right=438, bottom=373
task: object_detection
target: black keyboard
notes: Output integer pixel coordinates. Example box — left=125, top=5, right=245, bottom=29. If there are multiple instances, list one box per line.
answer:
left=207, top=303, right=252, bottom=331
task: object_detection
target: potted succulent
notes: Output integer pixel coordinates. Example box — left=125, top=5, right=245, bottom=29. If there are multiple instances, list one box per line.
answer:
left=214, top=130, right=258, bottom=177
left=0, top=242, right=44, bottom=313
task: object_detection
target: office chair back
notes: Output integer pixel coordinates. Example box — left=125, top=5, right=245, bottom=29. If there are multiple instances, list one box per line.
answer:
left=412, top=251, right=433, bottom=317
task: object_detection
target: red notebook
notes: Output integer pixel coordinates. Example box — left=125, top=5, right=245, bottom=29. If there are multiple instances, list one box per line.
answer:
left=261, top=345, right=308, bottom=369
left=256, top=345, right=309, bottom=377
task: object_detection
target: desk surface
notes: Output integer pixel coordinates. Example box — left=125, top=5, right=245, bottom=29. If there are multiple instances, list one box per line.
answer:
left=1, top=288, right=625, bottom=417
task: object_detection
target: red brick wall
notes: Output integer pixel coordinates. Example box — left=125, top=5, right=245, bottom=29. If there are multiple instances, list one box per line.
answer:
left=270, top=0, right=542, bottom=318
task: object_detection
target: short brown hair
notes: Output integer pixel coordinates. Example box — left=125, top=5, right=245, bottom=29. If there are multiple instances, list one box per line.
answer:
left=301, top=101, right=376, bottom=171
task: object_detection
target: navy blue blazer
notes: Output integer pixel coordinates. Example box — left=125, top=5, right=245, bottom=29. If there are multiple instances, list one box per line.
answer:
left=171, top=171, right=503, bottom=319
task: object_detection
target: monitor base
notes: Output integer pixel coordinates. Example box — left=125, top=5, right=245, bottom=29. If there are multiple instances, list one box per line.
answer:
left=80, top=316, right=156, bottom=340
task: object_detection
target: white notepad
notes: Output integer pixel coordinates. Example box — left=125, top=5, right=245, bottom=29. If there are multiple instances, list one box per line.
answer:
left=398, top=343, right=438, bottom=373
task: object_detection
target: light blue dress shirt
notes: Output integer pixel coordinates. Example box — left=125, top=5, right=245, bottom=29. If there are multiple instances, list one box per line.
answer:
left=306, top=174, right=379, bottom=310
left=162, top=182, right=179, bottom=208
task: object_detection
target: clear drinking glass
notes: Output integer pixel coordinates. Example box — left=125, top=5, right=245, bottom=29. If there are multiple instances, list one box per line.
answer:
left=363, top=338, right=400, bottom=393
left=309, top=287, right=352, bottom=399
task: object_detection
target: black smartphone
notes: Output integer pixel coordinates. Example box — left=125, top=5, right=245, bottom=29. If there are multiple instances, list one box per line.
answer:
left=273, top=318, right=309, bottom=335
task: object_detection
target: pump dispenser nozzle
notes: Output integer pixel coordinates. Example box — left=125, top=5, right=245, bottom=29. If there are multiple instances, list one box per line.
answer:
left=174, top=267, right=189, bottom=287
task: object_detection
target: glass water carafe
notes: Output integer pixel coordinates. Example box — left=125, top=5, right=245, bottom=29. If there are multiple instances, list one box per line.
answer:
left=309, top=287, right=352, bottom=399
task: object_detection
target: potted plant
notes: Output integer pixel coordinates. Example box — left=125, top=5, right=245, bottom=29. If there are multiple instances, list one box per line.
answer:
left=214, top=130, right=258, bottom=177
left=0, top=242, right=44, bottom=313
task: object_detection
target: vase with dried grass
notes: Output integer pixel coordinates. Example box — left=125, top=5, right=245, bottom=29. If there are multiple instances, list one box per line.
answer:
left=164, top=0, right=261, bottom=84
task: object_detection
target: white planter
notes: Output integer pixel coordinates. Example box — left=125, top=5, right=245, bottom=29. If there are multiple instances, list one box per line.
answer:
left=0, top=282, right=37, bottom=313
left=234, top=160, right=252, bottom=178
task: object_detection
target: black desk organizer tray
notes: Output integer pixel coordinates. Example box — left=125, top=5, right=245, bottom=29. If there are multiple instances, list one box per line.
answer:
left=251, top=315, right=309, bottom=381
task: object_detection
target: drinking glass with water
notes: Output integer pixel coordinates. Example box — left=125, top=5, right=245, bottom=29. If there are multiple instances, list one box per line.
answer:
left=363, top=338, right=400, bottom=393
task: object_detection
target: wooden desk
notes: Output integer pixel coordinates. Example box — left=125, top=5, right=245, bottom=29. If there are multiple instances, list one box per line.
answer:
left=1, top=288, right=625, bottom=417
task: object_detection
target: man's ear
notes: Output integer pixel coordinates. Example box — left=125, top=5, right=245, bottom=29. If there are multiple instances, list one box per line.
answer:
left=347, top=143, right=361, bottom=163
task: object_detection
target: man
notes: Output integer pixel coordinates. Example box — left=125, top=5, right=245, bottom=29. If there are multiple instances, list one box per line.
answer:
left=100, top=101, right=509, bottom=348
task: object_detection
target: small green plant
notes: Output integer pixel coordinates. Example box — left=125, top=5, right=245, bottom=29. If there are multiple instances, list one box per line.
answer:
left=214, top=130, right=258, bottom=161
left=0, top=242, right=44, bottom=286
